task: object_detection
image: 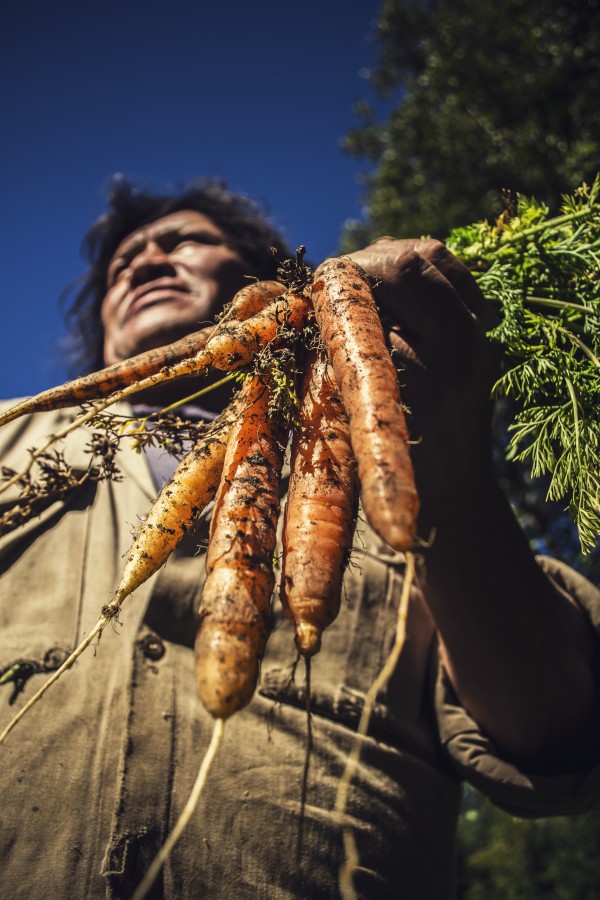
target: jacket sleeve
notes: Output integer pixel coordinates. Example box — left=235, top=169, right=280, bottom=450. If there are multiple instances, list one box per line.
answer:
left=434, top=556, right=600, bottom=817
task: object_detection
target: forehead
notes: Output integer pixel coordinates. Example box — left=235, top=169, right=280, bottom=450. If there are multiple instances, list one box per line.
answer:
left=112, top=210, right=226, bottom=260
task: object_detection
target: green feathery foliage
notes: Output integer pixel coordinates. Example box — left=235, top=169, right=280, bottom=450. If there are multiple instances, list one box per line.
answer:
left=447, top=177, right=600, bottom=552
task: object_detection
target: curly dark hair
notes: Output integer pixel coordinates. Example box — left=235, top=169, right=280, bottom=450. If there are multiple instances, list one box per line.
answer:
left=62, top=176, right=292, bottom=375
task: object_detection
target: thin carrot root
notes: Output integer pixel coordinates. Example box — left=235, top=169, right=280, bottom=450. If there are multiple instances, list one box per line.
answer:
left=0, top=283, right=299, bottom=430
left=334, top=551, right=416, bottom=900
left=296, top=655, right=313, bottom=864
left=0, top=327, right=213, bottom=428
left=132, top=718, right=225, bottom=900
left=194, top=374, right=286, bottom=719
left=312, top=257, right=419, bottom=551
left=0, top=290, right=310, bottom=501
left=0, top=280, right=285, bottom=428
left=281, top=349, right=359, bottom=656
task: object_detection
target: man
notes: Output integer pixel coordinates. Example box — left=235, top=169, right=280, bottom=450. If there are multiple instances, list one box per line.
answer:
left=0, top=178, right=599, bottom=899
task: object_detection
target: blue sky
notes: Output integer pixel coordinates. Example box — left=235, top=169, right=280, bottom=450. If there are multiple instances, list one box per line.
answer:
left=1, top=0, right=389, bottom=398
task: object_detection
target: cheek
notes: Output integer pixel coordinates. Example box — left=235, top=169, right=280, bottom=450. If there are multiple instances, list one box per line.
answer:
left=185, top=248, right=250, bottom=291
left=100, top=291, right=123, bottom=362
left=100, top=286, right=121, bottom=328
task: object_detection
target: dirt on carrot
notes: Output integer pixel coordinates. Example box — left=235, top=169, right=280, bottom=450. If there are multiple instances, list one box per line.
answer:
left=311, top=257, right=419, bottom=551
left=194, top=373, right=287, bottom=719
left=0, top=280, right=288, bottom=429
left=112, top=390, right=246, bottom=607
left=281, top=348, right=359, bottom=656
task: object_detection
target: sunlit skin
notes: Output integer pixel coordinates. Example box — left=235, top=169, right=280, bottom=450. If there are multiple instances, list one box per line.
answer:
left=101, top=210, right=253, bottom=409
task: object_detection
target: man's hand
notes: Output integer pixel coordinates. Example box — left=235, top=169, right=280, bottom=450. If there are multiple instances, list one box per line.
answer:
left=349, top=238, right=597, bottom=766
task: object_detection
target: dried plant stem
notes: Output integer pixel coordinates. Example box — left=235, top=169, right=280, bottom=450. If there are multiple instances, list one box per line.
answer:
left=132, top=718, right=225, bottom=900
left=0, top=355, right=207, bottom=499
left=154, top=372, right=236, bottom=415
left=335, top=551, right=416, bottom=900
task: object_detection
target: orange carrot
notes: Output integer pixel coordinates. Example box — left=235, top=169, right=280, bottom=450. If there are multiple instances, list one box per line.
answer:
left=111, top=391, right=246, bottom=609
left=227, top=279, right=284, bottom=321
left=0, top=281, right=285, bottom=428
left=0, top=396, right=250, bottom=744
left=281, top=349, right=359, bottom=656
left=0, top=327, right=213, bottom=427
left=0, top=289, right=310, bottom=436
left=311, top=257, right=419, bottom=551
left=201, top=290, right=310, bottom=372
left=194, top=374, right=285, bottom=719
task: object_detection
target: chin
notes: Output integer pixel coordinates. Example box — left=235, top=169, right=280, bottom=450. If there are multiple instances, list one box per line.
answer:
left=126, top=316, right=211, bottom=357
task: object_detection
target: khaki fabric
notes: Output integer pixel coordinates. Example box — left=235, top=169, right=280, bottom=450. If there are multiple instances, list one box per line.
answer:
left=0, top=404, right=599, bottom=899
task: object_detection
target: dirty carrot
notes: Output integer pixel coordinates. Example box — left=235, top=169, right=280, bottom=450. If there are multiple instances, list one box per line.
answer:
left=281, top=349, right=359, bottom=656
left=194, top=373, right=286, bottom=719
left=0, top=291, right=310, bottom=500
left=311, top=258, right=419, bottom=551
left=227, top=279, right=284, bottom=321
left=0, top=281, right=286, bottom=428
left=85, top=288, right=309, bottom=412
left=0, top=327, right=212, bottom=428
left=203, top=290, right=310, bottom=372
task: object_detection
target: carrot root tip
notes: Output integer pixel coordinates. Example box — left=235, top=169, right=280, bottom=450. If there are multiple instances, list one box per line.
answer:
left=295, top=622, right=322, bottom=657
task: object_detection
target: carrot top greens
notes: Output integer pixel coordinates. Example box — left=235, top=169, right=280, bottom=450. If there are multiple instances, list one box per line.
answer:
left=447, top=176, right=600, bottom=552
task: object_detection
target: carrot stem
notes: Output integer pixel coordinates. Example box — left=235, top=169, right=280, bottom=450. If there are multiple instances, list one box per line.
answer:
left=154, top=372, right=237, bottom=415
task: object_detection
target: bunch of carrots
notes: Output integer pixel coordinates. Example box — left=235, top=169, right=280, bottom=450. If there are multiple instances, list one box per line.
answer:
left=0, top=256, right=418, bottom=729
left=0, top=256, right=419, bottom=899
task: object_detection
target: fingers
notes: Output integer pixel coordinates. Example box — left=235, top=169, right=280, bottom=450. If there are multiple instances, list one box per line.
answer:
left=348, top=238, right=497, bottom=332
left=378, top=251, right=483, bottom=365
left=414, top=241, right=498, bottom=330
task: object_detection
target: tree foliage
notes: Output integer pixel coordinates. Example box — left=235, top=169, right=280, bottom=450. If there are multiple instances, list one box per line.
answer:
left=457, top=787, right=600, bottom=899
left=342, top=0, right=600, bottom=247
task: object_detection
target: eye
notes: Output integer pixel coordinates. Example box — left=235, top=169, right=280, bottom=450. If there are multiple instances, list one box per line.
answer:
left=107, top=259, right=129, bottom=286
left=172, top=232, right=223, bottom=249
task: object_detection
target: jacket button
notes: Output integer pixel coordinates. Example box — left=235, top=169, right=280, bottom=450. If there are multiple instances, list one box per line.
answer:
left=139, top=634, right=166, bottom=661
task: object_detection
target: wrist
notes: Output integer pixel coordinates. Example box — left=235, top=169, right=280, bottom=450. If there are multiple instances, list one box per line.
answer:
left=416, top=453, right=499, bottom=542
left=420, top=473, right=526, bottom=583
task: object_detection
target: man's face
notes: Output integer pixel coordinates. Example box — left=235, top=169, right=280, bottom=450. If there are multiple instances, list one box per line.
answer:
left=101, top=210, right=251, bottom=365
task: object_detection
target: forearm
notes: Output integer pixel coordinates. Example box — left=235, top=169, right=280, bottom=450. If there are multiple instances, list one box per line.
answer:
left=421, top=476, right=598, bottom=764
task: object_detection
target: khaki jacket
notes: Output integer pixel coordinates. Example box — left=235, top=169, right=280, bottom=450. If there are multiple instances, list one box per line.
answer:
left=1, top=405, right=599, bottom=899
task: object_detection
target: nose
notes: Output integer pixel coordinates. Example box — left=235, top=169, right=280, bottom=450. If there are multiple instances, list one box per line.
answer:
left=130, top=240, right=176, bottom=285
